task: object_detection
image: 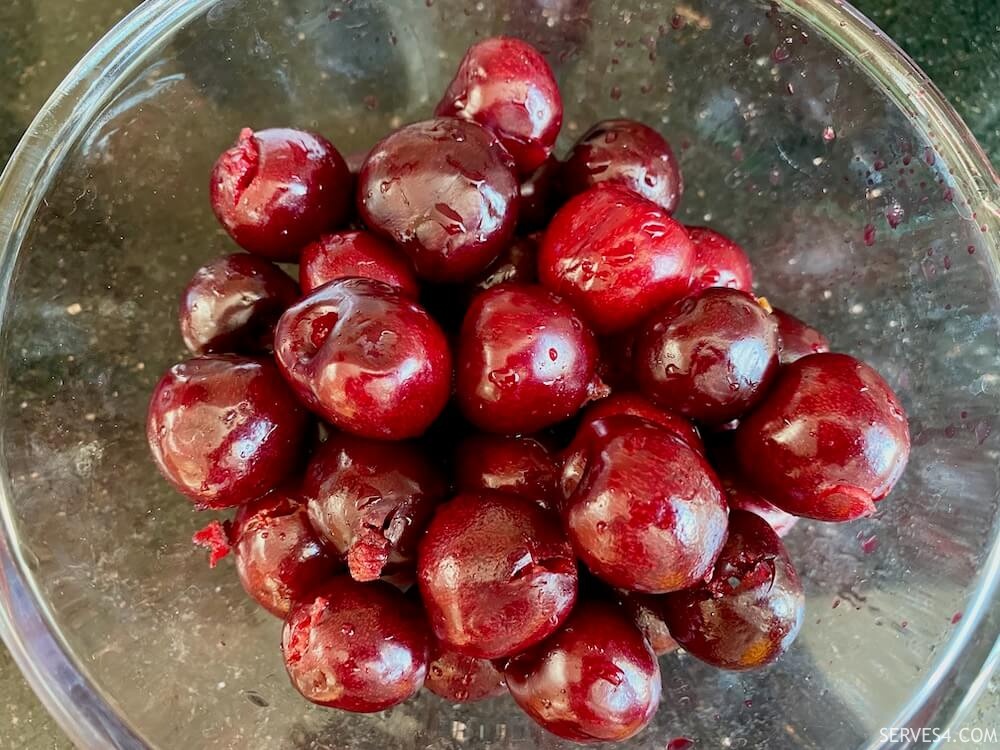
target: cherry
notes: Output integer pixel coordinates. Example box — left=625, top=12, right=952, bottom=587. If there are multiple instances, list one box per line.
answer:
left=230, top=487, right=341, bottom=617
left=663, top=510, right=804, bottom=670
left=304, top=433, right=446, bottom=582
left=357, top=118, right=519, bottom=282
left=466, top=234, right=539, bottom=298
left=147, top=355, right=309, bottom=508
left=273, top=278, right=452, bottom=440
left=453, top=433, right=559, bottom=506
left=580, top=392, right=703, bottom=453
left=539, top=185, right=694, bottom=333
left=435, top=37, right=562, bottom=176
left=735, top=352, right=910, bottom=521
left=561, top=415, right=728, bottom=593
left=635, top=288, right=779, bottom=425
left=726, top=483, right=799, bottom=538
left=686, top=226, right=753, bottom=293
left=210, top=128, right=351, bottom=261
left=772, top=307, right=831, bottom=364
left=282, top=577, right=430, bottom=712
left=456, top=283, right=604, bottom=434
left=298, top=231, right=419, bottom=297
left=426, top=640, right=507, bottom=703
left=417, top=492, right=578, bottom=659
left=618, top=593, right=679, bottom=656
left=504, top=599, right=661, bottom=743
left=561, top=119, right=682, bottom=214
left=518, top=156, right=562, bottom=230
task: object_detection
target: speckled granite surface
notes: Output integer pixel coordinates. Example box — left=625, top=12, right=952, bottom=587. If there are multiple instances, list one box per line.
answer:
left=0, top=1, right=997, bottom=748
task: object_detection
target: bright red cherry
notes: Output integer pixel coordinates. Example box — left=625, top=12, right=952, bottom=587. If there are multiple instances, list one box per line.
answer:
left=686, top=226, right=753, bottom=293
left=147, top=355, right=309, bottom=508
left=417, top=492, right=578, bottom=659
left=298, top=231, right=419, bottom=297
left=456, top=283, right=604, bottom=434
left=735, top=353, right=910, bottom=521
left=453, top=433, right=559, bottom=506
left=539, top=185, right=694, bottom=333
left=561, top=119, right=682, bottom=214
left=580, top=392, right=703, bottom=453
left=519, top=156, right=562, bottom=230
left=772, top=307, right=831, bottom=364
left=304, top=433, right=446, bottom=582
left=504, top=599, right=661, bottom=743
left=210, top=128, right=351, bottom=261
left=426, top=640, right=507, bottom=703
left=273, top=278, right=452, bottom=440
left=663, top=510, right=804, bottom=670
left=435, top=37, right=562, bottom=176
left=357, top=118, right=519, bottom=282
left=282, top=577, right=430, bottom=712
left=618, top=592, right=679, bottom=656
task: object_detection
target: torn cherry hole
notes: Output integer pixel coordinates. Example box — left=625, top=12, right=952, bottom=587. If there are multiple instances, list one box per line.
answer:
left=229, top=128, right=261, bottom=206
left=192, top=519, right=233, bottom=568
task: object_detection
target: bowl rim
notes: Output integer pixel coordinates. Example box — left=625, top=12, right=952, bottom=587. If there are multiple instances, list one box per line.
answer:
left=0, top=1, right=998, bottom=748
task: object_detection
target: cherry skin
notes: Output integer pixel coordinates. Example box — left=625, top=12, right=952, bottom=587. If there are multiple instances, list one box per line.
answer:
left=298, top=230, right=419, bottom=297
left=282, top=577, right=430, bottom=712
left=735, top=352, right=910, bottom=521
left=686, top=226, right=753, bottom=293
left=539, top=185, right=694, bottom=334
left=453, top=433, right=559, bottom=506
left=425, top=639, right=507, bottom=703
left=561, top=415, right=728, bottom=593
left=561, top=119, right=682, bottom=214
left=465, top=234, right=539, bottom=298
left=504, top=599, right=662, bottom=743
left=230, top=486, right=341, bottom=617
left=456, top=283, right=604, bottom=434
left=635, top=288, right=780, bottom=426
left=663, top=510, right=805, bottom=670
left=580, top=392, right=703, bottom=453
left=179, top=253, right=299, bottom=355
left=772, top=307, right=831, bottom=364
left=435, top=36, right=562, bottom=176
left=518, top=156, right=562, bottom=231
left=304, top=433, right=447, bottom=582
left=147, top=355, right=309, bottom=508
left=726, top=483, right=799, bottom=538
left=273, top=277, right=452, bottom=440
left=417, top=492, right=578, bottom=659
left=618, top=592, right=680, bottom=656
left=210, top=127, right=351, bottom=261
left=357, top=118, right=519, bottom=282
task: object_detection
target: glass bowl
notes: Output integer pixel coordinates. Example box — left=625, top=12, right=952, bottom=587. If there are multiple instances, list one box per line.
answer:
left=1, top=1, right=998, bottom=748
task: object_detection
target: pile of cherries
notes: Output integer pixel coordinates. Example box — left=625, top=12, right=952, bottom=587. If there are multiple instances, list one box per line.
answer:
left=146, top=36, right=911, bottom=744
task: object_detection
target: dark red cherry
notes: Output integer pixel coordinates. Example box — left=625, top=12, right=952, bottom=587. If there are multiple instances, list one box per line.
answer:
left=635, top=288, right=779, bottom=425
left=686, top=226, right=753, bottom=293
left=147, top=355, right=309, bottom=508
left=456, top=284, right=604, bottom=434
left=273, top=278, right=452, bottom=440
left=357, top=118, right=519, bottom=282
left=519, top=156, right=562, bottom=230
left=726, top=483, right=799, bottom=538
left=417, top=492, right=578, bottom=659
left=210, top=128, right=351, bottom=261
left=618, top=592, right=679, bottom=656
left=504, top=599, right=661, bottom=743
left=735, top=353, right=910, bottom=521
left=426, top=640, right=507, bottom=703
left=561, top=119, right=682, bottom=214
left=772, top=307, right=831, bottom=364
left=230, top=487, right=341, bottom=617
left=580, top=392, right=703, bottom=453
left=597, top=332, right=639, bottom=392
left=561, top=415, right=728, bottom=593
left=298, top=231, right=419, bottom=297
left=304, top=433, right=446, bottom=582
left=435, top=37, right=562, bottom=176
left=466, top=234, right=539, bottom=298
left=282, top=577, right=430, bottom=712
left=454, top=433, right=559, bottom=506
left=539, top=185, right=694, bottom=333
left=663, top=510, right=804, bottom=670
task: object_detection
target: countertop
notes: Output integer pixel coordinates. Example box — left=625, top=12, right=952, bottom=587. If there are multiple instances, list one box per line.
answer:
left=1, top=1, right=998, bottom=748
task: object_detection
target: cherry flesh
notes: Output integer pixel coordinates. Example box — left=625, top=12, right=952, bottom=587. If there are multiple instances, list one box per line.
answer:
left=298, top=230, right=419, bottom=297
left=426, top=639, right=507, bottom=703
left=580, top=392, right=703, bottom=453
left=686, top=226, right=753, bottom=293
left=453, top=433, right=559, bottom=506
left=772, top=307, right=831, bottom=364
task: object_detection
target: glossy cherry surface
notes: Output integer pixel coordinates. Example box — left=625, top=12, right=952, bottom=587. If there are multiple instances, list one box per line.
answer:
left=735, top=352, right=910, bottom=521
left=417, top=492, right=578, bottom=659
left=504, top=599, right=661, bottom=743
left=456, top=283, right=604, bottom=434
left=282, top=577, right=430, bottom=712
left=518, top=156, right=561, bottom=230
left=453, top=433, right=559, bottom=506
left=466, top=234, right=539, bottom=297
left=274, top=278, right=452, bottom=440
left=147, top=355, right=309, bottom=508
left=664, top=510, right=804, bottom=670
left=635, top=288, right=779, bottom=425
left=619, top=592, right=679, bottom=656
left=298, top=230, right=419, bottom=297
left=686, top=226, right=753, bottom=293
left=435, top=37, right=562, bottom=176
left=230, top=487, right=340, bottom=617
left=580, top=392, right=703, bottom=453
left=304, top=433, right=446, bottom=582
left=210, top=127, right=351, bottom=261
left=561, top=415, right=728, bottom=593
left=560, top=119, right=682, bottom=214
left=357, top=118, right=519, bottom=282
left=539, top=185, right=694, bottom=333
left=772, top=307, right=831, bottom=364
left=426, top=640, right=507, bottom=703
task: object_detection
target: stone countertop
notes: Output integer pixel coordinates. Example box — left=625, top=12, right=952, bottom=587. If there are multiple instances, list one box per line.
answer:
left=0, top=1, right=997, bottom=748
